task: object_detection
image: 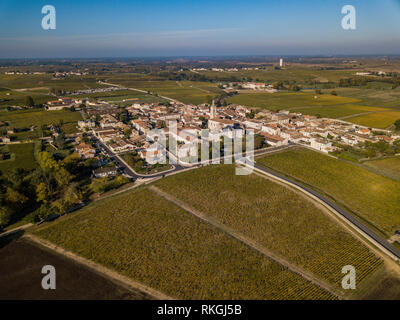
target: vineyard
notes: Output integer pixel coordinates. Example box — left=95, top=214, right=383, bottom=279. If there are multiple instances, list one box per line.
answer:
left=154, top=165, right=383, bottom=288
left=33, top=188, right=334, bottom=300
left=257, top=148, right=400, bottom=237
left=363, top=157, right=400, bottom=181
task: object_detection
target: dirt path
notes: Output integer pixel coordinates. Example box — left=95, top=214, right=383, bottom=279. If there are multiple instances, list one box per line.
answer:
left=339, top=111, right=375, bottom=120
left=0, top=223, right=33, bottom=239
left=24, top=234, right=173, bottom=300
left=148, top=185, right=342, bottom=298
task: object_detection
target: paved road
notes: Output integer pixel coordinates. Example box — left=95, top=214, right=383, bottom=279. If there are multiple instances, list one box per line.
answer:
left=94, top=134, right=294, bottom=181
left=252, top=162, right=400, bottom=260
left=92, top=136, right=186, bottom=180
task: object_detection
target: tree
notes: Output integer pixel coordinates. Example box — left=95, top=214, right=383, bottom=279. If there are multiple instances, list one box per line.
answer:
left=36, top=182, right=49, bottom=203
left=54, top=132, right=66, bottom=149
left=395, top=119, right=400, bottom=131
left=5, top=187, right=28, bottom=206
left=36, top=205, right=52, bottom=221
left=0, top=206, right=12, bottom=227
left=25, top=96, right=35, bottom=107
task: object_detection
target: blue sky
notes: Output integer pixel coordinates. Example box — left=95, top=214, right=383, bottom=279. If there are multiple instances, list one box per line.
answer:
left=0, top=0, right=400, bottom=58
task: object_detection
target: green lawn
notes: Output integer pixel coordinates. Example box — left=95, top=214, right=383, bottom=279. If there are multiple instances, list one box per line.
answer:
left=257, top=148, right=400, bottom=237
left=33, top=188, right=334, bottom=300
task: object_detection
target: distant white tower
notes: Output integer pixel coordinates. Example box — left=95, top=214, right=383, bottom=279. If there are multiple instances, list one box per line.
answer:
left=210, top=100, right=217, bottom=119
left=280, top=58, right=283, bottom=67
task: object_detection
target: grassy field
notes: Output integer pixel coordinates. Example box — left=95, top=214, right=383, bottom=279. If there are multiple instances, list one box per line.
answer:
left=0, top=143, right=36, bottom=172
left=345, top=111, right=400, bottom=129
left=257, top=148, right=400, bottom=237
left=33, top=188, right=334, bottom=300
left=0, top=109, right=82, bottom=131
left=363, top=157, right=400, bottom=180
left=154, top=165, right=383, bottom=290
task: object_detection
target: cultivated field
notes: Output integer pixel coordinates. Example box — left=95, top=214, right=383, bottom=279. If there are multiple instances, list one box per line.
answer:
left=226, top=91, right=389, bottom=119
left=257, top=148, right=400, bottom=237
left=345, top=111, right=400, bottom=129
left=363, top=157, right=400, bottom=180
left=108, top=79, right=223, bottom=104
left=0, top=88, right=52, bottom=109
left=0, top=235, right=150, bottom=300
left=33, top=188, right=335, bottom=300
left=154, top=165, right=383, bottom=290
left=0, top=109, right=82, bottom=131
left=73, top=89, right=167, bottom=104
left=197, top=66, right=356, bottom=84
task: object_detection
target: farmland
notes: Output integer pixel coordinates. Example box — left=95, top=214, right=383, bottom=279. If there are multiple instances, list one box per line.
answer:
left=196, top=66, right=357, bottom=84
left=345, top=111, right=400, bottom=129
left=0, top=74, right=103, bottom=91
left=363, top=157, right=400, bottom=180
left=33, top=188, right=334, bottom=300
left=154, top=165, right=383, bottom=289
left=0, top=235, right=151, bottom=300
left=226, top=91, right=391, bottom=119
left=257, top=148, right=400, bottom=237
left=0, top=142, right=37, bottom=172
left=0, top=109, right=82, bottom=133
left=73, top=89, right=167, bottom=105
left=0, top=88, right=52, bottom=109
left=107, top=79, right=224, bottom=104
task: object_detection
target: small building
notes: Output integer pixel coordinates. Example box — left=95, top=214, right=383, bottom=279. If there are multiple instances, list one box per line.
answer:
left=93, top=166, right=117, bottom=178
left=75, top=142, right=96, bottom=159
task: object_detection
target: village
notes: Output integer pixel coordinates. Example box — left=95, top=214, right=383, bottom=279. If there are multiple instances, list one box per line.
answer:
left=36, top=91, right=400, bottom=180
